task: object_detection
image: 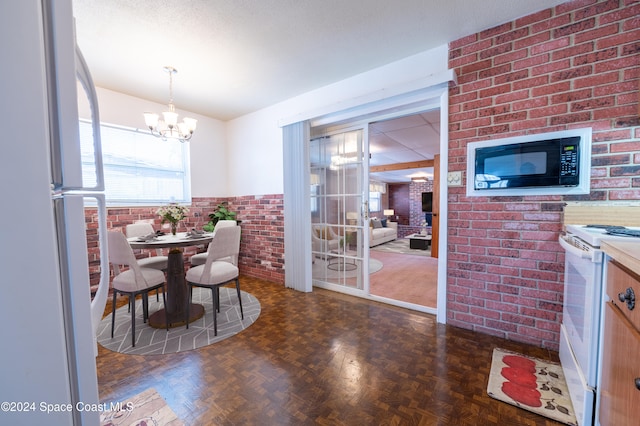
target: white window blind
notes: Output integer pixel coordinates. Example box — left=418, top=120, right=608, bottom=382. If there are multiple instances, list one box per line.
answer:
left=80, top=120, right=191, bottom=205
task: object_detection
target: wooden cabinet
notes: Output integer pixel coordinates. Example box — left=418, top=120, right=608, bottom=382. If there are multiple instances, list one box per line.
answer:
left=599, top=261, right=640, bottom=426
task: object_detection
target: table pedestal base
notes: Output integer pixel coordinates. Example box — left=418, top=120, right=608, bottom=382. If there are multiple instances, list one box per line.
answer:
left=149, top=248, right=205, bottom=329
left=148, top=303, right=204, bottom=329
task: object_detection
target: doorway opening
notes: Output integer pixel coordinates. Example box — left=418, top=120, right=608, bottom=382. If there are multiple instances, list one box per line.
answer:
left=309, top=108, right=440, bottom=314
left=367, top=110, right=440, bottom=312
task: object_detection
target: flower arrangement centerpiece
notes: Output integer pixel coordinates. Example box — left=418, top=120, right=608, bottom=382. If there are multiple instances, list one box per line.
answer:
left=156, top=203, right=189, bottom=235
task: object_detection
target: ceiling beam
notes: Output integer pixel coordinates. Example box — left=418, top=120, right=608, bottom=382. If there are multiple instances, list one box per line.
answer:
left=369, top=160, right=434, bottom=173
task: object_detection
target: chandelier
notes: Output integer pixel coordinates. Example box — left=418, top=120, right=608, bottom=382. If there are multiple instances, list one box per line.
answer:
left=143, top=66, right=197, bottom=143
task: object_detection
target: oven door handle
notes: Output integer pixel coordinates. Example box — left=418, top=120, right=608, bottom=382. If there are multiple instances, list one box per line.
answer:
left=558, top=235, right=594, bottom=260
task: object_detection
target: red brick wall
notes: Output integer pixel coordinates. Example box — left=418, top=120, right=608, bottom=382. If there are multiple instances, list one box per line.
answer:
left=86, top=194, right=284, bottom=294
left=448, top=0, right=640, bottom=350
left=387, top=180, right=435, bottom=237
left=409, top=180, right=433, bottom=226
left=232, top=194, right=285, bottom=284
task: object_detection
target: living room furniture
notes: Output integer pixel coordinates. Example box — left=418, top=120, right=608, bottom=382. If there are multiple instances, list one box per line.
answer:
left=185, top=226, right=243, bottom=336
left=312, top=224, right=341, bottom=254
left=369, top=218, right=397, bottom=247
left=108, top=231, right=168, bottom=347
left=407, top=233, right=432, bottom=250
left=327, top=248, right=358, bottom=271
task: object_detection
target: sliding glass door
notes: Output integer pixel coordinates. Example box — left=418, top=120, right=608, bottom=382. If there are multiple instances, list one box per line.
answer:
left=310, top=129, right=368, bottom=292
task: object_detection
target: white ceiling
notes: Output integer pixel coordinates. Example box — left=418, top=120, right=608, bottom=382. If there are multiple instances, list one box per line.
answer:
left=369, top=110, right=440, bottom=183
left=72, top=0, right=567, bottom=121
left=72, top=0, right=567, bottom=183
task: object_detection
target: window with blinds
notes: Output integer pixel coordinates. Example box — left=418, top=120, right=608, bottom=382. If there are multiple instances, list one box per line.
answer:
left=369, top=192, right=381, bottom=212
left=79, top=120, right=191, bottom=205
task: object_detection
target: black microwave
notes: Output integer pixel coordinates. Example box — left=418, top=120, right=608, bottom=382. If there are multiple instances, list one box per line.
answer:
left=466, top=128, right=592, bottom=196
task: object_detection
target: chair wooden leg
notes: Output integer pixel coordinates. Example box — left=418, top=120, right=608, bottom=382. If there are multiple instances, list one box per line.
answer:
left=111, top=290, right=118, bottom=338
left=235, top=278, right=244, bottom=320
left=131, top=292, right=136, bottom=347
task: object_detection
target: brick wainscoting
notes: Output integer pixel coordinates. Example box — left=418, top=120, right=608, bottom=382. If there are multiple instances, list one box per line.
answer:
left=447, top=0, right=639, bottom=350
left=86, top=194, right=285, bottom=294
left=232, top=194, right=285, bottom=284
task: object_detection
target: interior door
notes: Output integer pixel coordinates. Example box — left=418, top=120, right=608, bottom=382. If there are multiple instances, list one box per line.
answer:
left=310, top=129, right=369, bottom=293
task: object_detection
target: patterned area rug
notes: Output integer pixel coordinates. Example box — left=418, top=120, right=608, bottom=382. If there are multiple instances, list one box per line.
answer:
left=100, top=388, right=182, bottom=425
left=312, top=257, right=383, bottom=280
left=97, top=287, right=260, bottom=355
left=487, top=348, right=577, bottom=426
left=370, top=238, right=431, bottom=256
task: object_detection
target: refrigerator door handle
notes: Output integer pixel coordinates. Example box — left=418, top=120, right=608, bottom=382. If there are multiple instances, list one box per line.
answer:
left=89, top=193, right=109, bottom=355
left=75, top=45, right=105, bottom=192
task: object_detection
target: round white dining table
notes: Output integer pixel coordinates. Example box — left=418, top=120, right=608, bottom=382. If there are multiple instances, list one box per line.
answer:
left=128, top=232, right=213, bottom=328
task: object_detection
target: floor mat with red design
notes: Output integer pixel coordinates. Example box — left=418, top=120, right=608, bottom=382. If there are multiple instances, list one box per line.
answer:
left=487, top=348, right=578, bottom=426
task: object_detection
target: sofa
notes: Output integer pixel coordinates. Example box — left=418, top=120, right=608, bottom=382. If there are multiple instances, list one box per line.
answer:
left=312, top=220, right=397, bottom=250
left=369, top=218, right=397, bottom=247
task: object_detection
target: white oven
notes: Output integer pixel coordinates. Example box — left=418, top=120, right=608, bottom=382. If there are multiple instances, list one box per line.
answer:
left=559, top=233, right=602, bottom=426
left=559, top=225, right=640, bottom=426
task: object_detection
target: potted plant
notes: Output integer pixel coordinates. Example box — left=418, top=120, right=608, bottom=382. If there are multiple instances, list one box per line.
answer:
left=203, top=202, right=237, bottom=231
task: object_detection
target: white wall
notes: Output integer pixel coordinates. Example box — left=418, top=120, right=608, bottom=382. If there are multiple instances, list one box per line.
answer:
left=226, top=44, right=449, bottom=196
left=81, top=44, right=448, bottom=198
left=78, top=87, right=228, bottom=197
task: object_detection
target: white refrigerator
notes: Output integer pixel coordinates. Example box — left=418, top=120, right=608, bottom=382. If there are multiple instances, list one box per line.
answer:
left=0, top=1, right=109, bottom=424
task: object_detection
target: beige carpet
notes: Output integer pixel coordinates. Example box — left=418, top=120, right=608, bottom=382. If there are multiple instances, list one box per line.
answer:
left=100, top=388, right=182, bottom=425
left=487, top=348, right=577, bottom=426
left=369, top=250, right=437, bottom=308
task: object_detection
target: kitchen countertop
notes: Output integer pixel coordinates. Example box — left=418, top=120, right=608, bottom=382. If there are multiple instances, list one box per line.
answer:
left=601, top=240, right=640, bottom=276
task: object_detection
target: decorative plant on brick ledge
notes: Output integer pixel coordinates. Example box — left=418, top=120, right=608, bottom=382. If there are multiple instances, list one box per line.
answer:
left=203, top=202, right=237, bottom=232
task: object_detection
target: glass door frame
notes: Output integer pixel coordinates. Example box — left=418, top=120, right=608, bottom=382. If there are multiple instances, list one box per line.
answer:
left=310, top=124, right=371, bottom=297
left=308, top=96, right=447, bottom=319
left=283, top=78, right=452, bottom=323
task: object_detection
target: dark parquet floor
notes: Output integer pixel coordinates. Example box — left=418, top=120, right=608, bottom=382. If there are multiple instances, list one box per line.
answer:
left=97, top=276, right=564, bottom=426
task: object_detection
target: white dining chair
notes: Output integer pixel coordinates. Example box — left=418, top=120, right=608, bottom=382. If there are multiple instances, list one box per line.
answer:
left=126, top=222, right=168, bottom=304
left=125, top=223, right=169, bottom=271
left=189, top=220, right=237, bottom=266
left=185, top=226, right=242, bottom=336
left=108, top=231, right=168, bottom=347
